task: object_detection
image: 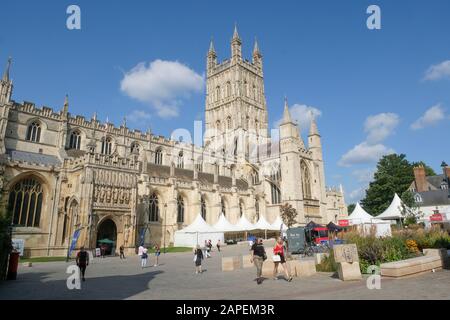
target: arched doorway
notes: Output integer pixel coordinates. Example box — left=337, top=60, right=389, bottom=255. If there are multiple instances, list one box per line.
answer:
left=97, top=219, right=117, bottom=256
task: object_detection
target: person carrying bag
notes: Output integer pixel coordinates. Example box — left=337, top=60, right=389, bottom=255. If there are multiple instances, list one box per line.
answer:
left=272, top=237, right=292, bottom=282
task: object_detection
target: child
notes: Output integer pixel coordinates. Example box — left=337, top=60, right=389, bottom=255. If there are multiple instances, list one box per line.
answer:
left=154, top=244, right=161, bottom=266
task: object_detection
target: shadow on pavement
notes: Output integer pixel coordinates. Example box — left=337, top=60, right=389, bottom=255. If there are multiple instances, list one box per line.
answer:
left=0, top=269, right=164, bottom=300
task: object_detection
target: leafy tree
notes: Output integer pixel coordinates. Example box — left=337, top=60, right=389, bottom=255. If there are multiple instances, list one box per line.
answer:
left=280, top=203, right=297, bottom=229
left=347, top=203, right=356, bottom=214
left=361, top=154, right=414, bottom=215
left=411, top=161, right=436, bottom=176
left=400, top=190, right=422, bottom=226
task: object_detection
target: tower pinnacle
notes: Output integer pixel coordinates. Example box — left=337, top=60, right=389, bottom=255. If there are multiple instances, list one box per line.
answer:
left=2, top=57, right=12, bottom=82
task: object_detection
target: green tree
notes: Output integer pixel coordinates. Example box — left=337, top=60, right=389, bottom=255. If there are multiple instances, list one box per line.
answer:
left=347, top=203, right=356, bottom=214
left=361, top=154, right=414, bottom=215
left=411, top=161, right=436, bottom=176
left=0, top=205, right=12, bottom=280
left=280, top=203, right=297, bottom=229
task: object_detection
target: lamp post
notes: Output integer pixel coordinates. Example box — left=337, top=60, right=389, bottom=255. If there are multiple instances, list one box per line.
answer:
left=163, top=203, right=168, bottom=254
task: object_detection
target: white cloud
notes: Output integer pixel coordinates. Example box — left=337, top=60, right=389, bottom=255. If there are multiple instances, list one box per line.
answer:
left=351, top=167, right=375, bottom=183
left=274, top=104, right=322, bottom=131
left=364, top=113, right=399, bottom=144
left=127, top=109, right=152, bottom=125
left=338, top=142, right=395, bottom=167
left=410, top=104, right=447, bottom=130
left=120, top=59, right=204, bottom=118
left=423, top=60, right=450, bottom=81
left=347, top=186, right=367, bottom=204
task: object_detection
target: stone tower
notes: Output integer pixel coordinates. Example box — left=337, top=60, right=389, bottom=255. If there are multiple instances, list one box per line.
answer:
left=0, top=57, right=13, bottom=105
left=204, top=26, right=268, bottom=161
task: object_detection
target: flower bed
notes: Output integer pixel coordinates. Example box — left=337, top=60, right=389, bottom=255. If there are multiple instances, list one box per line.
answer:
left=316, top=227, right=450, bottom=274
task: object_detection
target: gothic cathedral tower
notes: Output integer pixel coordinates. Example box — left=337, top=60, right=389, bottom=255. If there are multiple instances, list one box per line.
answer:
left=204, top=26, right=268, bottom=161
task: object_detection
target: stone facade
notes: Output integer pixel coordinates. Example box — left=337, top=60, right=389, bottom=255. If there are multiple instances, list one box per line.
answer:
left=0, top=28, right=347, bottom=257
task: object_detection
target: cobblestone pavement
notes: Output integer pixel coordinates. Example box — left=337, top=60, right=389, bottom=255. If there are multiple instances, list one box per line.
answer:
left=1, top=243, right=449, bottom=300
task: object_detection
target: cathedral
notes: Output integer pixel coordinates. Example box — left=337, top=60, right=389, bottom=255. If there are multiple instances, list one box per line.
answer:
left=0, top=27, right=347, bottom=257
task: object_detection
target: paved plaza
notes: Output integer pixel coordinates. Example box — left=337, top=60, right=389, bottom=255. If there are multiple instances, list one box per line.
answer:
left=1, top=243, right=450, bottom=300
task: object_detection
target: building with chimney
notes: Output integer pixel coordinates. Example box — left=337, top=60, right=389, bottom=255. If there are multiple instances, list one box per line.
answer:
left=0, top=28, right=347, bottom=257
left=408, top=162, right=450, bottom=225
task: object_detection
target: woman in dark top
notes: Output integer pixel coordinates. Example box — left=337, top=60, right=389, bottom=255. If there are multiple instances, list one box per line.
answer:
left=194, top=245, right=204, bottom=274
left=250, top=238, right=267, bottom=285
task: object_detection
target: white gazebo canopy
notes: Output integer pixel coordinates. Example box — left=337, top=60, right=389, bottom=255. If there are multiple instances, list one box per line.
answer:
left=270, top=215, right=288, bottom=231
left=235, top=215, right=256, bottom=231
left=213, top=214, right=240, bottom=232
left=377, top=193, right=407, bottom=220
left=174, top=214, right=224, bottom=247
left=348, top=202, right=374, bottom=224
left=254, top=215, right=273, bottom=230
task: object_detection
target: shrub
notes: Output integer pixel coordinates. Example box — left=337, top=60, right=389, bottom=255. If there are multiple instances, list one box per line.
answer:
left=316, top=250, right=338, bottom=272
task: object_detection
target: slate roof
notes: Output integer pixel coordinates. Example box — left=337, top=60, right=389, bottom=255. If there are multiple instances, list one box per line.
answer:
left=415, top=189, right=450, bottom=206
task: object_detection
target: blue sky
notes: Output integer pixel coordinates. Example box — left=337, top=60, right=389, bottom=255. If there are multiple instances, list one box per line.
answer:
left=1, top=0, right=449, bottom=203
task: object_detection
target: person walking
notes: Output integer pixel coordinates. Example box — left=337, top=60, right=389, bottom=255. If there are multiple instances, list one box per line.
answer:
left=250, top=238, right=266, bottom=285
left=272, top=237, right=292, bottom=282
left=204, top=240, right=211, bottom=258
left=154, top=244, right=161, bottom=266
left=76, top=246, right=89, bottom=282
left=193, top=245, right=204, bottom=274
left=141, top=247, right=148, bottom=269
left=208, top=240, right=213, bottom=252
left=216, top=240, right=221, bottom=252
left=119, top=245, right=126, bottom=260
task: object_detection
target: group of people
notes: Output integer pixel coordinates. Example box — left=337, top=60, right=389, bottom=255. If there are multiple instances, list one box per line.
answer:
left=138, top=244, right=161, bottom=268
left=75, top=237, right=292, bottom=285
left=194, top=239, right=222, bottom=273
left=250, top=237, right=292, bottom=285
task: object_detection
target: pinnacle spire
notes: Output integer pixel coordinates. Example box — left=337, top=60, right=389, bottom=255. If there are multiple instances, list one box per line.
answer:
left=2, top=57, right=12, bottom=82
left=309, top=114, right=320, bottom=136
left=233, top=23, right=240, bottom=40
left=63, top=94, right=69, bottom=114
left=282, top=97, right=293, bottom=124
left=208, top=38, right=215, bottom=54
left=253, top=37, right=260, bottom=55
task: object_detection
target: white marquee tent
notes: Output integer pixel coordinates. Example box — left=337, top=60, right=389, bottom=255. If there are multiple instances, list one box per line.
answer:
left=348, top=203, right=392, bottom=237
left=254, top=215, right=273, bottom=230
left=235, top=215, right=256, bottom=231
left=213, top=214, right=240, bottom=232
left=377, top=193, right=408, bottom=221
left=270, top=215, right=288, bottom=232
left=174, top=214, right=224, bottom=247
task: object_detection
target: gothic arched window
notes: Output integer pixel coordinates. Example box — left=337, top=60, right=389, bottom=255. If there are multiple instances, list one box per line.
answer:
left=239, top=201, right=244, bottom=217
left=130, top=142, right=140, bottom=155
left=101, top=137, right=113, bottom=155
left=216, top=86, right=221, bottom=101
left=155, top=148, right=163, bottom=165
left=270, top=183, right=281, bottom=204
left=177, top=195, right=185, bottom=223
left=149, top=193, right=159, bottom=222
left=221, top=198, right=226, bottom=216
left=255, top=199, right=260, bottom=222
left=301, top=161, right=312, bottom=199
left=201, top=196, right=207, bottom=220
left=226, top=82, right=231, bottom=97
left=8, top=177, right=43, bottom=227
left=227, top=116, right=232, bottom=130
left=69, top=130, right=81, bottom=150
left=252, top=170, right=259, bottom=185
left=177, top=151, right=184, bottom=169
left=26, top=122, right=41, bottom=142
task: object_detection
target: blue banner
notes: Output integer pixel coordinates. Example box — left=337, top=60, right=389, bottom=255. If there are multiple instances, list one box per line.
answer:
left=139, top=227, right=146, bottom=246
left=68, top=228, right=82, bottom=257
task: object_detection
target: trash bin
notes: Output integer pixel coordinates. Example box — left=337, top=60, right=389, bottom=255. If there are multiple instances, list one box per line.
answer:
left=7, top=252, right=20, bottom=280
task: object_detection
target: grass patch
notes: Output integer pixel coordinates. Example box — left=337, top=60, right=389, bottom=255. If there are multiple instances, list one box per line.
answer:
left=20, top=256, right=67, bottom=263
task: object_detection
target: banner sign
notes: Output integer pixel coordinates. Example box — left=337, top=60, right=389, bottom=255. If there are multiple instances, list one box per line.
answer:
left=139, top=227, right=147, bottom=246
left=338, top=220, right=349, bottom=227
left=68, top=228, right=82, bottom=257
left=430, top=214, right=443, bottom=222
left=11, top=238, right=25, bottom=256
